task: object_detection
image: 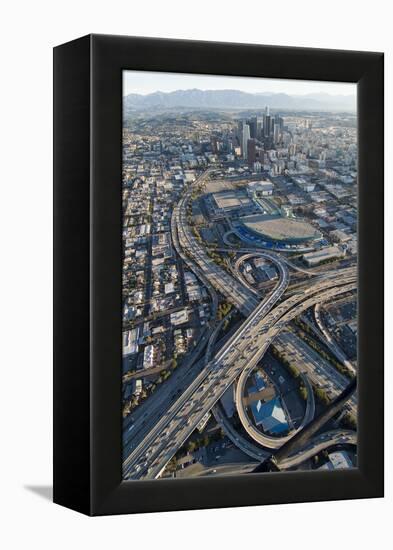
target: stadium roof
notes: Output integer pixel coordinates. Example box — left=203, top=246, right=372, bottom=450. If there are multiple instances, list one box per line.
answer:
left=241, top=214, right=321, bottom=243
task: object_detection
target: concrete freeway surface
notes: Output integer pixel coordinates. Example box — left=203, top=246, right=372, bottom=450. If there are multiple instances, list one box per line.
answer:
left=123, top=275, right=355, bottom=479
left=122, top=170, right=357, bottom=480
left=233, top=271, right=356, bottom=450
left=278, top=429, right=356, bottom=469
left=313, top=303, right=356, bottom=375
left=274, top=331, right=357, bottom=417
left=123, top=238, right=290, bottom=478
left=122, top=318, right=244, bottom=460
left=173, top=173, right=260, bottom=316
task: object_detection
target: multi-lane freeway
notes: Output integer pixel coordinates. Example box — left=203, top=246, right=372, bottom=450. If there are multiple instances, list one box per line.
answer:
left=313, top=303, right=356, bottom=375
left=273, top=330, right=357, bottom=416
left=172, top=173, right=260, bottom=316
left=122, top=170, right=358, bottom=480
left=123, top=273, right=356, bottom=479
left=278, top=429, right=356, bottom=469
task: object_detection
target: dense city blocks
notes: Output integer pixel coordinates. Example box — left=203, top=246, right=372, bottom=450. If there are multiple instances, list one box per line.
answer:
left=121, top=75, right=357, bottom=480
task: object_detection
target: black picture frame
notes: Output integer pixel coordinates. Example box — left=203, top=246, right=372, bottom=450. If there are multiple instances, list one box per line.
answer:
left=53, top=34, right=384, bottom=516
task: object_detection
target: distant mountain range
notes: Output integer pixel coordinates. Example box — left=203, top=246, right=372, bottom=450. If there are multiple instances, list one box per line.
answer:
left=123, top=89, right=356, bottom=112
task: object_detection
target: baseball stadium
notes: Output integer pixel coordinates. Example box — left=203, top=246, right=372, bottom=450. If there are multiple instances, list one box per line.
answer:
left=239, top=214, right=322, bottom=245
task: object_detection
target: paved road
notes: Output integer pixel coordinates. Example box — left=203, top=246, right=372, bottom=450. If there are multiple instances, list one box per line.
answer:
left=206, top=315, right=271, bottom=462
left=215, top=245, right=355, bottom=280
left=274, top=330, right=357, bottom=416
left=122, top=170, right=358, bottom=479
left=278, top=428, right=356, bottom=469
left=123, top=275, right=355, bottom=479
left=234, top=275, right=356, bottom=449
left=173, top=176, right=259, bottom=316
left=313, top=303, right=356, bottom=375
left=122, top=319, right=243, bottom=460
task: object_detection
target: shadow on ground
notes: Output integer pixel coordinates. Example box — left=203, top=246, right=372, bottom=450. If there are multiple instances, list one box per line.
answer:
left=24, top=485, right=52, bottom=501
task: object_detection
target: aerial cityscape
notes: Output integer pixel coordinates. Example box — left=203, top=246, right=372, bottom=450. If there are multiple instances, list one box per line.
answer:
left=122, top=71, right=357, bottom=480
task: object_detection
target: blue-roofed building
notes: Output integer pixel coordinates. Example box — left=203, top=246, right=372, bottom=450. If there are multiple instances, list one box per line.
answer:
left=254, top=371, right=266, bottom=392
left=250, top=396, right=289, bottom=434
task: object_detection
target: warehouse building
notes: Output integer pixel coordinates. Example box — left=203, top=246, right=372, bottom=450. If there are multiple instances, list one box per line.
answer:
left=302, top=245, right=345, bottom=267
left=250, top=396, right=289, bottom=435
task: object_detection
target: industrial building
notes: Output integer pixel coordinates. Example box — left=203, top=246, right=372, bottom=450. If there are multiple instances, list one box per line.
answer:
left=122, top=328, right=140, bottom=373
left=250, top=396, right=289, bottom=435
left=143, top=344, right=155, bottom=369
left=247, top=180, right=274, bottom=196
left=302, top=245, right=345, bottom=267
left=318, top=450, right=353, bottom=470
left=209, top=189, right=258, bottom=219
left=170, top=309, right=189, bottom=326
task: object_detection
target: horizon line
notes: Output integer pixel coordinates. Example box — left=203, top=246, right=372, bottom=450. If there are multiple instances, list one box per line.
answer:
left=123, top=87, right=356, bottom=98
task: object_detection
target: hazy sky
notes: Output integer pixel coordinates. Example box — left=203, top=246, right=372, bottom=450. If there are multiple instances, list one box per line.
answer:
left=123, top=70, right=356, bottom=97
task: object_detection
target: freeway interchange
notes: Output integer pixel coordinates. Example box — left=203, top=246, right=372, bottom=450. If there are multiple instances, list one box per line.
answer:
left=123, top=170, right=357, bottom=480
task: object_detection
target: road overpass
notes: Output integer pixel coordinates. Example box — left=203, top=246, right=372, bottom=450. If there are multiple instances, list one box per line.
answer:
left=278, top=429, right=356, bottom=470
left=123, top=273, right=355, bottom=480
left=122, top=170, right=358, bottom=480
left=172, top=175, right=260, bottom=316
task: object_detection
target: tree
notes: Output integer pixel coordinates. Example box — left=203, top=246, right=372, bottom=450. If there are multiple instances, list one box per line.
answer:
left=315, top=387, right=330, bottom=405
left=299, top=385, right=308, bottom=400
left=342, top=412, right=357, bottom=429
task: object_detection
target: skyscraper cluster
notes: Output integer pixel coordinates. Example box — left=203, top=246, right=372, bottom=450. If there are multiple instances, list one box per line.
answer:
left=238, top=107, right=285, bottom=163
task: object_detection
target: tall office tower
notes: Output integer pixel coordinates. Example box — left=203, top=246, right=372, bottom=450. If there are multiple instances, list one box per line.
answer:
left=274, top=113, right=284, bottom=134
left=237, top=120, right=244, bottom=143
left=242, top=123, right=251, bottom=159
left=263, top=106, right=271, bottom=138
left=273, top=123, right=281, bottom=144
left=247, top=138, right=257, bottom=165
left=249, top=116, right=260, bottom=139
left=270, top=117, right=275, bottom=137
left=249, top=117, right=255, bottom=139
left=256, top=117, right=263, bottom=140
left=210, top=135, right=219, bottom=154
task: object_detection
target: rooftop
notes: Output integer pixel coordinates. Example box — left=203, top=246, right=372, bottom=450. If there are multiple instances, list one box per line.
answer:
left=213, top=190, right=253, bottom=210
left=241, top=214, right=321, bottom=243
left=250, top=396, right=289, bottom=434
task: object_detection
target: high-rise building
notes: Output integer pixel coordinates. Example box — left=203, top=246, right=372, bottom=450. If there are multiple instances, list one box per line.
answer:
left=249, top=117, right=256, bottom=139
left=263, top=106, right=271, bottom=138
left=271, top=117, right=275, bottom=136
left=273, top=123, right=281, bottom=144
left=275, top=114, right=284, bottom=130
left=256, top=117, right=263, bottom=140
left=247, top=138, right=257, bottom=165
left=249, top=116, right=262, bottom=140
left=210, top=135, right=219, bottom=154
left=237, top=120, right=244, bottom=143
left=242, top=123, right=251, bottom=159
